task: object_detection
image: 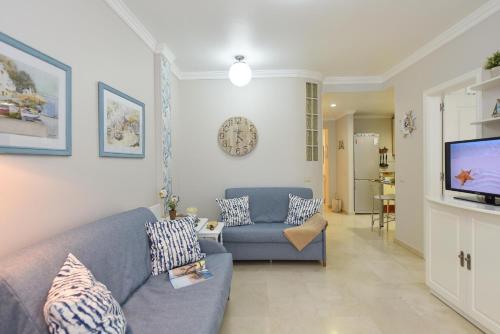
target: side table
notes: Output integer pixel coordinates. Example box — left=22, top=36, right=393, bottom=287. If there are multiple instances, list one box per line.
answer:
left=197, top=221, right=224, bottom=245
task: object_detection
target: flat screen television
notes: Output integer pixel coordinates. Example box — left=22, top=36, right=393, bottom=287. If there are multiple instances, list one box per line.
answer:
left=445, top=136, right=500, bottom=206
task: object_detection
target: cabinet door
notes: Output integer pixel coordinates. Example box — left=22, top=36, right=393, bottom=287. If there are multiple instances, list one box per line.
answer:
left=427, top=206, right=464, bottom=306
left=469, top=216, right=500, bottom=333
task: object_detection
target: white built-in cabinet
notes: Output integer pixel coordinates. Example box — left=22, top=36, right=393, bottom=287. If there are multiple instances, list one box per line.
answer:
left=424, top=70, right=500, bottom=334
left=427, top=199, right=500, bottom=334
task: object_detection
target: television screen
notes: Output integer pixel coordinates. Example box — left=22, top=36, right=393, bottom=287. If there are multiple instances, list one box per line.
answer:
left=445, top=137, right=500, bottom=197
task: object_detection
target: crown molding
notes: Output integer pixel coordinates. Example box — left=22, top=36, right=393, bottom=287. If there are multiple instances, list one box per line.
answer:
left=104, top=0, right=177, bottom=66
left=325, top=111, right=394, bottom=121
left=178, top=71, right=226, bottom=80
left=329, top=110, right=356, bottom=121
left=354, top=113, right=394, bottom=120
left=155, top=43, right=176, bottom=64
left=170, top=63, right=182, bottom=79
left=104, top=0, right=157, bottom=51
left=105, top=0, right=500, bottom=84
left=323, top=76, right=384, bottom=85
left=382, top=0, right=500, bottom=81
left=179, top=69, right=324, bottom=81
left=255, top=69, right=323, bottom=81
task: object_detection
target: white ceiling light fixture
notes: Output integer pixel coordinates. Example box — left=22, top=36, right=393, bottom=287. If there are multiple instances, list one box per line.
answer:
left=330, top=103, right=337, bottom=107
left=229, top=55, right=252, bottom=87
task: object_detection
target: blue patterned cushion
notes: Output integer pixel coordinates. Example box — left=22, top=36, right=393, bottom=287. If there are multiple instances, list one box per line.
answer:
left=216, top=196, right=254, bottom=227
left=43, top=254, right=126, bottom=334
left=145, top=216, right=205, bottom=275
left=284, top=194, right=322, bottom=225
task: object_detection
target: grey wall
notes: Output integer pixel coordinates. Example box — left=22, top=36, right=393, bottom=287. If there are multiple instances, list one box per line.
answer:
left=388, top=11, right=500, bottom=253
left=173, top=78, right=323, bottom=219
left=0, top=0, right=157, bottom=256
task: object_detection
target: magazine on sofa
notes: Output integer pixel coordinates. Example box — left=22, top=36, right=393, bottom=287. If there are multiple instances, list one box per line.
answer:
left=168, top=260, right=213, bottom=289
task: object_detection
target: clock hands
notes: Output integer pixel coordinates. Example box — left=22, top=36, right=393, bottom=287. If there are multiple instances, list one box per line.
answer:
left=219, top=117, right=257, bottom=156
left=234, top=126, right=243, bottom=143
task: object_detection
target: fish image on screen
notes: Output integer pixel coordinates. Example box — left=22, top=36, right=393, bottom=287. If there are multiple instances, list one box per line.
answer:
left=448, top=138, right=500, bottom=196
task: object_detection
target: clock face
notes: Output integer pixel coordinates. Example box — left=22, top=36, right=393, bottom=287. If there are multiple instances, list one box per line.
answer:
left=218, top=117, right=258, bottom=156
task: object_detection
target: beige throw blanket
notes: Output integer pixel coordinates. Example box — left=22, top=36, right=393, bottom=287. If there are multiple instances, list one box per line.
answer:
left=283, top=213, right=328, bottom=251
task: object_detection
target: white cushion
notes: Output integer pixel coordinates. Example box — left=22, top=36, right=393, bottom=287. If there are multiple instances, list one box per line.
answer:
left=216, top=196, right=254, bottom=227
left=44, top=253, right=126, bottom=334
left=284, top=194, right=322, bottom=225
left=145, top=216, right=205, bottom=275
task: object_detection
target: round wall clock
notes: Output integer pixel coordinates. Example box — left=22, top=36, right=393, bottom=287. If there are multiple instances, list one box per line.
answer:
left=218, top=116, right=258, bottom=156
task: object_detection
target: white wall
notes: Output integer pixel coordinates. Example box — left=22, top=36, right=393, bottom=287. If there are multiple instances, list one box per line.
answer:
left=173, top=78, right=322, bottom=219
left=387, top=10, right=500, bottom=253
left=354, top=117, right=395, bottom=171
left=0, top=0, right=157, bottom=256
left=324, top=120, right=337, bottom=205
left=335, top=114, right=354, bottom=213
left=443, top=89, right=477, bottom=142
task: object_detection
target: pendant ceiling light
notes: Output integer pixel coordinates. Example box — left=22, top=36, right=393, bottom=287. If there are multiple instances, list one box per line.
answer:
left=229, top=55, right=252, bottom=87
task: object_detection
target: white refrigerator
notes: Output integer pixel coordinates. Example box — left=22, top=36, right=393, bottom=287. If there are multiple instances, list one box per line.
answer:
left=354, top=133, right=380, bottom=213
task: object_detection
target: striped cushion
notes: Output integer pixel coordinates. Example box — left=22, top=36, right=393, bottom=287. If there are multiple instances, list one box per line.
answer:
left=145, top=216, right=205, bottom=275
left=216, top=196, right=253, bottom=227
left=44, top=253, right=126, bottom=334
left=284, top=194, right=322, bottom=226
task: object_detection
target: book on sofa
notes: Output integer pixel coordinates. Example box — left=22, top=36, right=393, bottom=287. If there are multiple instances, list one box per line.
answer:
left=168, top=260, right=213, bottom=289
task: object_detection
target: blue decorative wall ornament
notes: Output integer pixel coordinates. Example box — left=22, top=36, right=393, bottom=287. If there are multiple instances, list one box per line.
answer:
left=160, top=54, right=173, bottom=216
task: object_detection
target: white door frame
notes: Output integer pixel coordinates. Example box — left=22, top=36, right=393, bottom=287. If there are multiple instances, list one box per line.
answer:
left=422, top=68, right=481, bottom=274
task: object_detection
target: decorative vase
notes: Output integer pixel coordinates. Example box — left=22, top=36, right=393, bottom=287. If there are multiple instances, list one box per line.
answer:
left=169, top=209, right=176, bottom=220
left=489, top=66, right=500, bottom=78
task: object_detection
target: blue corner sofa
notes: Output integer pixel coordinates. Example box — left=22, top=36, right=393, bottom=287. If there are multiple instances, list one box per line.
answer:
left=222, top=187, right=327, bottom=265
left=0, top=208, right=233, bottom=334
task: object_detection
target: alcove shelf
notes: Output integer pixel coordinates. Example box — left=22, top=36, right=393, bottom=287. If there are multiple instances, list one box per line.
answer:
left=470, top=116, right=500, bottom=125
left=468, top=75, right=500, bottom=91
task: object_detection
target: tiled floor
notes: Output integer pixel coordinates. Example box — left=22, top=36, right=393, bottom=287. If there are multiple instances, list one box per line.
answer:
left=220, top=209, right=483, bottom=334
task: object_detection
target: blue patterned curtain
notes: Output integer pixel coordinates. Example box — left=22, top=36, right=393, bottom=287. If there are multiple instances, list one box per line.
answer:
left=160, top=55, right=173, bottom=215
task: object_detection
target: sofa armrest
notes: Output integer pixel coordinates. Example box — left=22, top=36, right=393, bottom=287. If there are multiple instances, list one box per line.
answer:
left=319, top=214, right=328, bottom=229
left=198, top=239, right=228, bottom=254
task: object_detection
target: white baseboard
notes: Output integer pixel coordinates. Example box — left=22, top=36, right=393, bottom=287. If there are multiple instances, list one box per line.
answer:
left=394, top=238, right=424, bottom=258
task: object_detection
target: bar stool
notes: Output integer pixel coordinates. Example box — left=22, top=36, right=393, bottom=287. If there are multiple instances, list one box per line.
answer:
left=372, top=194, right=395, bottom=231
left=370, top=179, right=396, bottom=232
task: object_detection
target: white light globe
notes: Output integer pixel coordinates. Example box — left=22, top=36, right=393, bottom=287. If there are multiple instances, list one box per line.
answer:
left=229, top=61, right=252, bottom=87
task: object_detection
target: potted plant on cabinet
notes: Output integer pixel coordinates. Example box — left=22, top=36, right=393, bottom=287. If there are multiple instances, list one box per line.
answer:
left=484, top=51, right=500, bottom=78
left=159, top=189, right=180, bottom=220
left=168, top=195, right=180, bottom=220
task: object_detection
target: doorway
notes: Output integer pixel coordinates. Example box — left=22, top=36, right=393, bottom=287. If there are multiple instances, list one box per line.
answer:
left=322, top=89, right=395, bottom=223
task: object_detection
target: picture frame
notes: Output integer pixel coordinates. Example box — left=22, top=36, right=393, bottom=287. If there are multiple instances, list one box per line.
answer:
left=98, top=82, right=145, bottom=158
left=493, top=99, right=500, bottom=118
left=0, top=32, right=72, bottom=155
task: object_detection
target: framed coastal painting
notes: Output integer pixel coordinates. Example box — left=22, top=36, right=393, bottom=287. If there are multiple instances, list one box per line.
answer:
left=98, top=82, right=145, bottom=158
left=0, top=32, right=72, bottom=155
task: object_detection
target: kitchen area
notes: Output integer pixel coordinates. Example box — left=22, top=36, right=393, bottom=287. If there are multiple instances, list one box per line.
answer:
left=353, top=118, right=396, bottom=230
left=322, top=89, right=396, bottom=231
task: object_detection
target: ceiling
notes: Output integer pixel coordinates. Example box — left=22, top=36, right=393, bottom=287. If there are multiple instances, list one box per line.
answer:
left=323, top=89, right=394, bottom=120
left=122, top=0, right=488, bottom=76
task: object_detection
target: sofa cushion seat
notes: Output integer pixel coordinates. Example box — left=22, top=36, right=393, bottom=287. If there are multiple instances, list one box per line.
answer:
left=122, top=253, right=232, bottom=334
left=223, top=223, right=322, bottom=244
